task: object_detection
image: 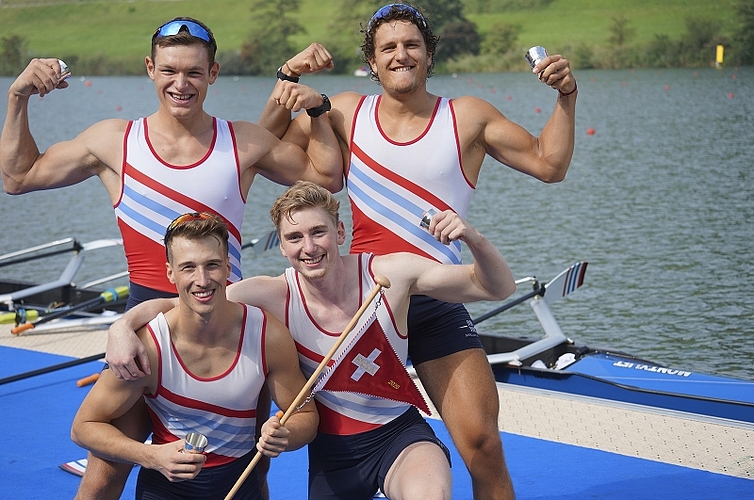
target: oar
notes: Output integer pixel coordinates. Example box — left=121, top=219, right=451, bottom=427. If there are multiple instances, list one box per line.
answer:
left=472, top=261, right=588, bottom=325
left=2, top=308, right=78, bottom=325
left=223, top=276, right=391, bottom=500
left=0, top=352, right=106, bottom=386
left=1, top=234, right=277, bottom=388
left=11, top=286, right=129, bottom=335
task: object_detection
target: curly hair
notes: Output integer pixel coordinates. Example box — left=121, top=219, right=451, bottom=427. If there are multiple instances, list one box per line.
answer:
left=360, top=3, right=439, bottom=84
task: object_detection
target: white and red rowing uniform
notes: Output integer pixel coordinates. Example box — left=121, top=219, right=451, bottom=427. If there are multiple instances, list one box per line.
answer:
left=347, top=95, right=475, bottom=264
left=114, top=117, right=246, bottom=292
left=284, top=253, right=408, bottom=435
left=143, top=305, right=267, bottom=467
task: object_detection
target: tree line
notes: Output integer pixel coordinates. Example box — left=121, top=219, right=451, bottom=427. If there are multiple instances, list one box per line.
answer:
left=1, top=0, right=753, bottom=76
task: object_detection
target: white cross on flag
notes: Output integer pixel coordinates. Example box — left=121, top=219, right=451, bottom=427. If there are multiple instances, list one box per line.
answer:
left=312, top=311, right=430, bottom=415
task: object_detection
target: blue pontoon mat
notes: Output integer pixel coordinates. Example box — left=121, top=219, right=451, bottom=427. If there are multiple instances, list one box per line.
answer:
left=1, top=346, right=751, bottom=499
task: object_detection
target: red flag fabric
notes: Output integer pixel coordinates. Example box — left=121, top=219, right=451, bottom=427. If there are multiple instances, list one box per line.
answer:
left=313, top=312, right=430, bottom=415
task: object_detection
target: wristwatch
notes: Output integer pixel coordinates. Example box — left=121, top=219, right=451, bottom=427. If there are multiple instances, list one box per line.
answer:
left=277, top=66, right=300, bottom=83
left=306, top=94, right=331, bottom=118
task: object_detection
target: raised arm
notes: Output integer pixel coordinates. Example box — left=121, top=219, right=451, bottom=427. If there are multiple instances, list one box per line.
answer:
left=529, top=54, right=577, bottom=182
left=456, top=54, right=576, bottom=185
left=258, top=43, right=334, bottom=140
left=1, top=58, right=123, bottom=196
left=376, top=211, right=516, bottom=304
left=106, top=298, right=178, bottom=380
left=241, top=111, right=343, bottom=193
left=258, top=311, right=319, bottom=456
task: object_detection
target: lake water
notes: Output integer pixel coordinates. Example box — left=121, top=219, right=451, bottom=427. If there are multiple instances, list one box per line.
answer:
left=1, top=67, right=752, bottom=380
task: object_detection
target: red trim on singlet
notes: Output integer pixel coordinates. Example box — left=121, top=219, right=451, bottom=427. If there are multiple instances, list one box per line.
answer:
left=373, top=95, right=442, bottom=146
left=142, top=117, right=217, bottom=170
left=226, top=121, right=247, bottom=204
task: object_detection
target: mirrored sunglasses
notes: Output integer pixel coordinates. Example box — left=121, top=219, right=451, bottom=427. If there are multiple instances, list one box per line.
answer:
left=153, top=19, right=213, bottom=44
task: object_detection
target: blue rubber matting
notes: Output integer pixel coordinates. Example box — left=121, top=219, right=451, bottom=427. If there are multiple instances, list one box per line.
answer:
left=1, top=346, right=751, bottom=499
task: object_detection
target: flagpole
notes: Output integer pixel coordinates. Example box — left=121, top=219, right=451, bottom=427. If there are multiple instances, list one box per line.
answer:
left=224, top=276, right=391, bottom=500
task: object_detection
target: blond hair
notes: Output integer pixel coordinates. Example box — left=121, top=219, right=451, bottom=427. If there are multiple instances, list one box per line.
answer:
left=270, top=181, right=340, bottom=232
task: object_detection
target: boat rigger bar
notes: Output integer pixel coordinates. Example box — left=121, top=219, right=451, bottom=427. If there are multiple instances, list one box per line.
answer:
left=0, top=239, right=124, bottom=310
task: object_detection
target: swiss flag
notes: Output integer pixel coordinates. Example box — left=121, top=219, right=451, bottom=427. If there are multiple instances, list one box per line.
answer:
left=313, top=312, right=431, bottom=415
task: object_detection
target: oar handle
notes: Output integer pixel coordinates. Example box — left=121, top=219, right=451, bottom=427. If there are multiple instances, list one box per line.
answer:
left=11, top=323, right=34, bottom=335
left=223, top=277, right=391, bottom=500
left=76, top=373, right=100, bottom=387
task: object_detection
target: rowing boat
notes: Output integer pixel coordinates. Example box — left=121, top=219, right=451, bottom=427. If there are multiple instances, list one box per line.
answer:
left=472, top=262, right=754, bottom=425
left=0, top=237, right=128, bottom=310
left=0, top=238, right=129, bottom=332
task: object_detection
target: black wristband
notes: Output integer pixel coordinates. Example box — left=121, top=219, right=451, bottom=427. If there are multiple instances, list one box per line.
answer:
left=277, top=66, right=299, bottom=83
left=558, top=82, right=578, bottom=97
left=306, top=94, right=331, bottom=118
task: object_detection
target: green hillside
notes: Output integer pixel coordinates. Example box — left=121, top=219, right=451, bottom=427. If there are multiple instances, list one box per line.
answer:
left=0, top=0, right=741, bottom=70
left=468, top=0, right=739, bottom=53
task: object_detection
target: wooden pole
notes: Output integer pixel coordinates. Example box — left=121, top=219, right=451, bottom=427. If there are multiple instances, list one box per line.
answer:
left=223, top=276, right=390, bottom=500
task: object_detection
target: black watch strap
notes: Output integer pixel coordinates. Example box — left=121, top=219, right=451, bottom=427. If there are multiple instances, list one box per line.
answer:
left=277, top=66, right=300, bottom=83
left=306, top=94, right=331, bottom=118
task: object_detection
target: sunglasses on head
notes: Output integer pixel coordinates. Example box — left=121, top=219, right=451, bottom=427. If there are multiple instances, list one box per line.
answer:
left=153, top=19, right=214, bottom=44
left=166, top=212, right=215, bottom=234
left=367, top=3, right=427, bottom=31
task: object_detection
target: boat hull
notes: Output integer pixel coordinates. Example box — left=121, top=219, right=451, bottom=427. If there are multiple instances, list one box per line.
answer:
left=484, top=334, right=754, bottom=424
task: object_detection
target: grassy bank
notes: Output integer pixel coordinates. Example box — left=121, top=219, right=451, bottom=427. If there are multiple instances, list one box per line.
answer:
left=467, top=0, right=739, bottom=53
left=0, top=0, right=740, bottom=72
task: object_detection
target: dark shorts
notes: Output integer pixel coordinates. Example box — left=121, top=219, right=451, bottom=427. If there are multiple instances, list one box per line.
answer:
left=136, top=450, right=261, bottom=500
left=125, top=281, right=178, bottom=311
left=307, top=407, right=451, bottom=500
left=407, top=295, right=483, bottom=365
